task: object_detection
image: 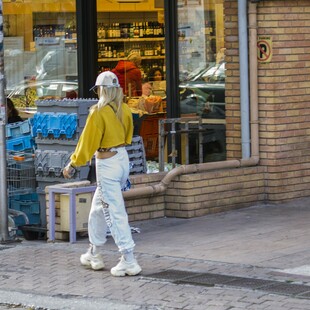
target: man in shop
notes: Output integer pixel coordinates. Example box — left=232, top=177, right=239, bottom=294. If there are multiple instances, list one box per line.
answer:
left=112, top=52, right=142, bottom=97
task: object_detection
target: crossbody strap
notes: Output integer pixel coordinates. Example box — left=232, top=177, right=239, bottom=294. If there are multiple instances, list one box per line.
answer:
left=107, top=103, right=117, bottom=113
left=107, top=102, right=126, bottom=135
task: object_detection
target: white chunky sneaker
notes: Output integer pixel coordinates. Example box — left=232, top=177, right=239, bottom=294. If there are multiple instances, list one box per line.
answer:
left=80, top=245, right=105, bottom=271
left=110, top=256, right=142, bottom=277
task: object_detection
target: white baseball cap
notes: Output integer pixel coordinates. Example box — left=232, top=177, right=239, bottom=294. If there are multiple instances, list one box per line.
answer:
left=90, top=71, right=120, bottom=91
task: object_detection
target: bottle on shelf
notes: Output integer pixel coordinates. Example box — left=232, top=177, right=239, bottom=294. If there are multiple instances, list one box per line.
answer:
left=98, top=23, right=106, bottom=39
left=129, top=23, right=134, bottom=38
left=139, top=22, right=144, bottom=38
left=107, top=24, right=113, bottom=38
left=148, top=22, right=154, bottom=38
left=115, top=23, right=121, bottom=38
left=161, top=42, right=165, bottom=55
left=133, top=22, right=140, bottom=38
left=107, top=46, right=113, bottom=58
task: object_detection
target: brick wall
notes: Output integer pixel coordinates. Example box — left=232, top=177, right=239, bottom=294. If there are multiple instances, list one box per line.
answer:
left=225, top=0, right=310, bottom=202
left=257, top=1, right=310, bottom=200
left=125, top=172, right=165, bottom=221
left=165, top=165, right=266, bottom=218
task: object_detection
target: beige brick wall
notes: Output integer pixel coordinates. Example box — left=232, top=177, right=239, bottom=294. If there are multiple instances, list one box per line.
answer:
left=164, top=165, right=266, bottom=217
left=225, top=0, right=310, bottom=202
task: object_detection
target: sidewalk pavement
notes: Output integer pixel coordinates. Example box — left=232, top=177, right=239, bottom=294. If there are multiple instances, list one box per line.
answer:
left=1, top=198, right=310, bottom=310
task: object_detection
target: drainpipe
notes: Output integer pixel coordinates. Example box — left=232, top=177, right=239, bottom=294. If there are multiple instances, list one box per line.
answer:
left=248, top=1, right=259, bottom=161
left=124, top=1, right=260, bottom=200
left=238, top=0, right=251, bottom=159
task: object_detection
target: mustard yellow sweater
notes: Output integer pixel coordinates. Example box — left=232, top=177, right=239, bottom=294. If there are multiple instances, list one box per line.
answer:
left=70, top=102, right=133, bottom=167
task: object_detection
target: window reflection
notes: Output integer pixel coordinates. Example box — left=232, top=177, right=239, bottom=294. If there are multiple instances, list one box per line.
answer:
left=178, top=0, right=226, bottom=163
left=3, top=0, right=77, bottom=106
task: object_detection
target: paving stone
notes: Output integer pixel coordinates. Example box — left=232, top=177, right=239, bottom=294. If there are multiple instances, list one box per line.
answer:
left=1, top=201, right=310, bottom=309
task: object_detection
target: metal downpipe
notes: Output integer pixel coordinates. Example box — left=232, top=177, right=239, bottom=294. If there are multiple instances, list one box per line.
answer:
left=238, top=0, right=251, bottom=159
left=248, top=1, right=259, bottom=161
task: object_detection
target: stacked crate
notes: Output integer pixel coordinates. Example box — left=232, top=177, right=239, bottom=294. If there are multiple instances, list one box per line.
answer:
left=126, top=135, right=147, bottom=174
left=9, top=192, right=40, bottom=228
left=6, top=119, right=35, bottom=152
left=6, top=120, right=38, bottom=231
left=33, top=99, right=97, bottom=226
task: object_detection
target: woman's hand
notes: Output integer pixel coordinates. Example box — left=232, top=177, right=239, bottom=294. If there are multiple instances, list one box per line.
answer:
left=63, top=163, right=76, bottom=179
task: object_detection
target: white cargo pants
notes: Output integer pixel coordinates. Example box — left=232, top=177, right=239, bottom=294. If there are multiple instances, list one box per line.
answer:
left=88, top=147, right=135, bottom=254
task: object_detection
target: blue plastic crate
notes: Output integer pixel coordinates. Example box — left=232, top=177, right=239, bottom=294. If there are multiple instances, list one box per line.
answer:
left=12, top=213, right=40, bottom=226
left=6, top=120, right=31, bottom=139
left=10, top=193, right=38, bottom=202
left=12, top=215, right=28, bottom=228
left=31, top=112, right=77, bottom=139
left=27, top=213, right=40, bottom=224
left=6, top=134, right=35, bottom=152
left=11, top=201, right=40, bottom=215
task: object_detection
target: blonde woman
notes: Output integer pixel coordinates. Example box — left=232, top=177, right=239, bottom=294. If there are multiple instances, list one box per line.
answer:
left=63, top=71, right=141, bottom=276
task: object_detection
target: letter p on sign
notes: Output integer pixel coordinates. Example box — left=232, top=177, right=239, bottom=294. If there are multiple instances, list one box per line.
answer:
left=257, top=36, right=272, bottom=63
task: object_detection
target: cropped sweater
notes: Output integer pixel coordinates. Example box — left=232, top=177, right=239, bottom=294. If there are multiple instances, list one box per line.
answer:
left=70, top=102, right=133, bottom=167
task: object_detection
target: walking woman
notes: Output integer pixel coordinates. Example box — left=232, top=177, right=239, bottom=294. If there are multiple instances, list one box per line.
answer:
left=63, top=71, right=141, bottom=276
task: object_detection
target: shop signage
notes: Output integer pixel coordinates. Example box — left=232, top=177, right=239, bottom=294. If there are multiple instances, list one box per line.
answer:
left=257, top=36, right=272, bottom=63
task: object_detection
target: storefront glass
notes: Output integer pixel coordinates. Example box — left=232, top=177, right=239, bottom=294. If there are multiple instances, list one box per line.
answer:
left=3, top=0, right=77, bottom=110
left=3, top=0, right=226, bottom=163
left=96, top=6, right=166, bottom=97
left=95, top=2, right=166, bottom=161
left=178, top=0, right=226, bottom=162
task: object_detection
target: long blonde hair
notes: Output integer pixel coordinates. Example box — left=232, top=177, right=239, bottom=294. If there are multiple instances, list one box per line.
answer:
left=92, top=86, right=124, bottom=122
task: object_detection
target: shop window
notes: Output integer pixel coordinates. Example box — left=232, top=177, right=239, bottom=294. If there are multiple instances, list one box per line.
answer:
left=96, top=9, right=167, bottom=161
left=96, top=11, right=165, bottom=92
left=3, top=0, right=77, bottom=110
left=178, top=0, right=226, bottom=163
